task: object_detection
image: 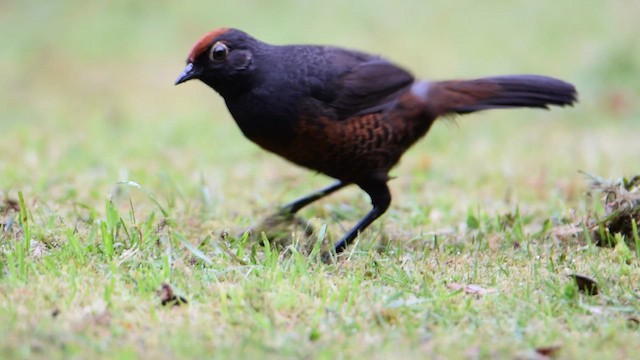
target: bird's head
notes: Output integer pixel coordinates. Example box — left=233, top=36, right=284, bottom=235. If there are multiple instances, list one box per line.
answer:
left=175, top=28, right=260, bottom=96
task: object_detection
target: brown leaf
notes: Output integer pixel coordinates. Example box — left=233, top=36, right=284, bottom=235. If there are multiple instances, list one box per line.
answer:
left=535, top=344, right=561, bottom=357
left=158, top=282, right=188, bottom=307
left=569, top=274, right=599, bottom=295
left=2, top=198, right=20, bottom=213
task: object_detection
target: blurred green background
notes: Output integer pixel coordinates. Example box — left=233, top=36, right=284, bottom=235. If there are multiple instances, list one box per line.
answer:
left=0, top=0, right=638, bottom=215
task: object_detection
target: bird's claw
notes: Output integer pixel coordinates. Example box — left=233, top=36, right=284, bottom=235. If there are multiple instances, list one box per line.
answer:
left=240, top=209, right=315, bottom=247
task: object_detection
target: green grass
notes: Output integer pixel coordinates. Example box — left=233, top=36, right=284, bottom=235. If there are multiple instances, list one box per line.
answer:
left=1, top=0, right=640, bottom=358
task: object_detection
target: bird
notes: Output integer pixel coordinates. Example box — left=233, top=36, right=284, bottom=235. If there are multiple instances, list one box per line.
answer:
left=175, top=28, right=577, bottom=259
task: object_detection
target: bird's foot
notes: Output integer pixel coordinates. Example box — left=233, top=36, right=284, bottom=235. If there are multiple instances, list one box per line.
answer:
left=240, top=209, right=315, bottom=249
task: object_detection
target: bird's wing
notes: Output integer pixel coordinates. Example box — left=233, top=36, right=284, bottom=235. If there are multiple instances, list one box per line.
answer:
left=312, top=48, right=415, bottom=120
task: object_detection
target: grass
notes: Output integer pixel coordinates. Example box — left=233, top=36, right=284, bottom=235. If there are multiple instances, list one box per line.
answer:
left=1, top=0, right=640, bottom=358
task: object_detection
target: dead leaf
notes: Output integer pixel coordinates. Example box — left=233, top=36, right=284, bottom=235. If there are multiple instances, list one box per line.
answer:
left=569, top=274, right=599, bottom=295
left=158, top=282, right=188, bottom=307
left=1, top=198, right=20, bottom=213
left=535, top=344, right=561, bottom=357
left=580, top=172, right=640, bottom=248
left=447, top=283, right=497, bottom=295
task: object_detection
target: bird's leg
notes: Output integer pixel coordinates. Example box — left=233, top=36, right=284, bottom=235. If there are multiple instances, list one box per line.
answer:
left=322, top=180, right=391, bottom=263
left=279, top=181, right=348, bottom=215
left=245, top=181, right=349, bottom=243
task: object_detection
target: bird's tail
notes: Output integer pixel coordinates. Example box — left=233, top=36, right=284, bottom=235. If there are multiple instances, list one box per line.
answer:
left=423, top=75, right=577, bottom=116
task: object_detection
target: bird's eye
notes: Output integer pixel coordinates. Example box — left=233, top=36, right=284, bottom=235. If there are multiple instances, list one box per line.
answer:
left=209, top=42, right=228, bottom=62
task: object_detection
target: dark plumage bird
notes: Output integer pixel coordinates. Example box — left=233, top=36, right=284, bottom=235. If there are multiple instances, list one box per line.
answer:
left=176, top=28, right=577, bottom=259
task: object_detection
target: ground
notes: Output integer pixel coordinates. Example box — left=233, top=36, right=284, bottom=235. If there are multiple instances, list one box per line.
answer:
left=1, top=0, right=639, bottom=358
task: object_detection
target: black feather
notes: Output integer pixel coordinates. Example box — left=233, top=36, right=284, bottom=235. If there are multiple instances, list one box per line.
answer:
left=455, top=75, right=577, bottom=114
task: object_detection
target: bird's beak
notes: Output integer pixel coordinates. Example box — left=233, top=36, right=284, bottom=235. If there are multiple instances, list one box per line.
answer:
left=175, top=63, right=202, bottom=85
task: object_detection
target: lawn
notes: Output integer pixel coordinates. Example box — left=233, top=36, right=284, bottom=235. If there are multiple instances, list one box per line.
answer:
left=1, top=0, right=639, bottom=358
